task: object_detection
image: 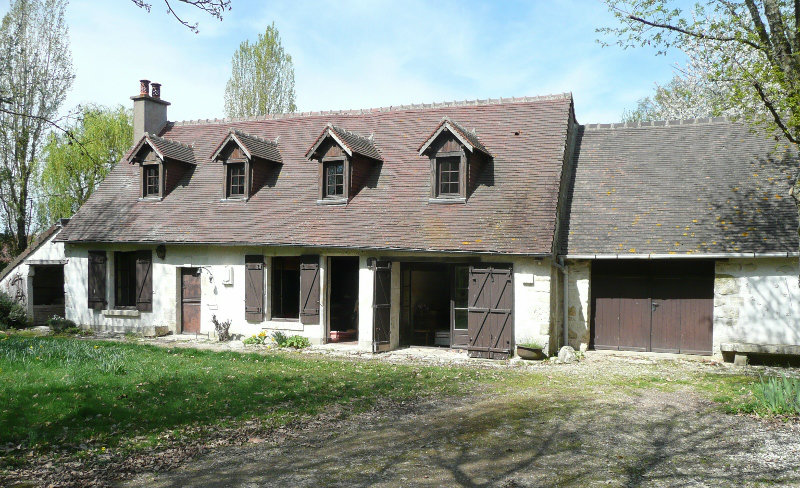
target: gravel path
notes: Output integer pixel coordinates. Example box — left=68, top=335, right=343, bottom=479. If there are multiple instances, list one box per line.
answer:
left=122, top=356, right=800, bottom=488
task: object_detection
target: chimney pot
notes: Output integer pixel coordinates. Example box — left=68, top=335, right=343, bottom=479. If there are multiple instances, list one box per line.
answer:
left=151, top=83, right=161, bottom=99
left=139, top=79, right=151, bottom=96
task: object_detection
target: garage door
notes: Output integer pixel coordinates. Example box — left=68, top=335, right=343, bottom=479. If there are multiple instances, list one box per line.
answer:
left=592, top=261, right=713, bottom=355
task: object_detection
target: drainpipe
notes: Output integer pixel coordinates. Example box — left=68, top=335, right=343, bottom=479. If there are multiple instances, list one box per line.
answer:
left=552, top=257, right=568, bottom=350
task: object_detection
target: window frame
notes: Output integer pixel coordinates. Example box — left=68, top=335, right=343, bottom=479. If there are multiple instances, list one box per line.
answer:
left=323, top=159, right=345, bottom=198
left=226, top=161, right=247, bottom=199
left=318, top=155, right=349, bottom=202
left=113, top=251, right=138, bottom=309
left=270, top=256, right=301, bottom=320
left=141, top=163, right=162, bottom=199
left=430, top=149, right=466, bottom=200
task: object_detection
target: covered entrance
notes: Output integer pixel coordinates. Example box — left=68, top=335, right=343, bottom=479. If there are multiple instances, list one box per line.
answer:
left=328, top=256, right=359, bottom=343
left=400, top=263, right=469, bottom=348
left=591, top=260, right=714, bottom=355
left=31, top=264, right=65, bottom=326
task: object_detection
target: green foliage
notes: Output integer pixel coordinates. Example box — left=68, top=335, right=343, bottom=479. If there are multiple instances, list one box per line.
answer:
left=0, top=336, right=483, bottom=460
left=752, top=375, right=800, bottom=416
left=243, top=330, right=270, bottom=345
left=46, top=315, right=76, bottom=333
left=600, top=1, right=800, bottom=145
left=271, top=330, right=288, bottom=346
left=0, top=291, right=29, bottom=330
left=282, top=335, right=311, bottom=349
left=38, top=104, right=132, bottom=226
left=517, top=339, right=543, bottom=350
left=224, top=23, right=296, bottom=117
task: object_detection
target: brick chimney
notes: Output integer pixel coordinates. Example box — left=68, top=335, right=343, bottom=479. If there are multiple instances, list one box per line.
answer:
left=131, top=79, right=170, bottom=143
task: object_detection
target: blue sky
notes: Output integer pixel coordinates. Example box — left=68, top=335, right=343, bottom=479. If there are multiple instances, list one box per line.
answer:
left=6, top=0, right=687, bottom=123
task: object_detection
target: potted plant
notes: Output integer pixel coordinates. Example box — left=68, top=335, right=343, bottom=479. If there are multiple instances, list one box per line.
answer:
left=516, top=339, right=547, bottom=360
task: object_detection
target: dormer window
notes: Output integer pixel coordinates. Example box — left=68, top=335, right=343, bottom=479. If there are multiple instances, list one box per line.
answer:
left=129, top=132, right=196, bottom=200
left=419, top=117, right=491, bottom=203
left=324, top=160, right=345, bottom=197
left=305, top=123, right=382, bottom=205
left=227, top=163, right=246, bottom=197
left=143, top=165, right=160, bottom=197
left=211, top=129, right=282, bottom=201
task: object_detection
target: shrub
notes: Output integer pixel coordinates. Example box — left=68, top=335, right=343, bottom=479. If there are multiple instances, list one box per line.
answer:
left=283, top=335, right=310, bottom=349
left=0, top=291, right=29, bottom=330
left=211, top=315, right=232, bottom=342
left=271, top=330, right=288, bottom=346
left=47, top=316, right=77, bottom=333
left=243, top=330, right=269, bottom=345
left=753, top=375, right=800, bottom=416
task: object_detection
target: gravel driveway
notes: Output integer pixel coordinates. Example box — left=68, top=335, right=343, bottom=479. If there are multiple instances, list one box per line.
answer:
left=122, top=355, right=800, bottom=488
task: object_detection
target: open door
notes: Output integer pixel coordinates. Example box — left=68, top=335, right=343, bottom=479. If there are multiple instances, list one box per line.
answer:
left=467, top=265, right=513, bottom=359
left=371, top=259, right=391, bottom=353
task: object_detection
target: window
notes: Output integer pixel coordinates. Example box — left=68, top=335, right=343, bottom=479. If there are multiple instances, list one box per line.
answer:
left=453, top=265, right=469, bottom=330
left=324, top=160, right=344, bottom=198
left=143, top=165, right=159, bottom=197
left=437, top=156, right=460, bottom=196
left=227, top=162, right=246, bottom=198
left=271, top=256, right=300, bottom=319
left=114, top=251, right=137, bottom=308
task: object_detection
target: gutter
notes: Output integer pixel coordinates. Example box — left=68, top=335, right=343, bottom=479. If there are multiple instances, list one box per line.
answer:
left=563, top=252, right=799, bottom=260
left=552, top=257, right=568, bottom=351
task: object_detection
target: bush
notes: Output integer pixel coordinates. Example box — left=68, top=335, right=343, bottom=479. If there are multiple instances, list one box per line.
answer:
left=243, top=330, right=269, bottom=345
left=211, top=315, right=232, bottom=342
left=271, top=330, right=288, bottom=346
left=283, top=335, right=310, bottom=349
left=0, top=291, right=29, bottom=330
left=754, top=375, right=800, bottom=416
left=47, top=316, right=77, bottom=333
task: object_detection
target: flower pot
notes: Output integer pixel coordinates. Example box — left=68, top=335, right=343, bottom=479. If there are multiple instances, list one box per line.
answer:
left=516, top=345, right=546, bottom=360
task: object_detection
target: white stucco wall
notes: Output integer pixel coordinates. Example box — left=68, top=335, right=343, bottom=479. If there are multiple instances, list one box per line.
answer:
left=565, top=260, right=591, bottom=350
left=62, top=244, right=558, bottom=354
left=714, top=258, right=800, bottom=350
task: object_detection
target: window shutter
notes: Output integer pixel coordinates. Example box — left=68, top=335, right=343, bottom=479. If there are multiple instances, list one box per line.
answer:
left=135, top=250, right=153, bottom=312
left=245, top=255, right=264, bottom=321
left=87, top=251, right=107, bottom=310
left=299, top=255, right=320, bottom=325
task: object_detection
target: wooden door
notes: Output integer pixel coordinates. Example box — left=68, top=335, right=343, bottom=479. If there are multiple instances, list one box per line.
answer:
left=181, top=268, right=201, bottom=333
left=372, top=260, right=391, bottom=353
left=650, top=278, right=681, bottom=353
left=618, top=277, right=651, bottom=352
left=679, top=279, right=714, bottom=355
left=467, top=266, right=513, bottom=359
left=592, top=275, right=620, bottom=350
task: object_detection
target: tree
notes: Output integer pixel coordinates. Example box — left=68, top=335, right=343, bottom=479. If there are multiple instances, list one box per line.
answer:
left=130, top=0, right=231, bottom=33
left=38, top=105, right=132, bottom=227
left=224, top=23, right=297, bottom=118
left=0, top=0, right=73, bottom=255
left=600, top=1, right=800, bottom=145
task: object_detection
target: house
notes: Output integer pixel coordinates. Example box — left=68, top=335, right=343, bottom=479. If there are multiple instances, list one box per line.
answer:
left=20, top=79, right=798, bottom=358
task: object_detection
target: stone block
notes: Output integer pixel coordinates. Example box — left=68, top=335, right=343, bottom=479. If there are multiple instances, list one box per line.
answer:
left=558, top=346, right=577, bottom=363
left=715, top=276, right=739, bottom=296
left=154, top=325, right=171, bottom=337
left=733, top=353, right=748, bottom=366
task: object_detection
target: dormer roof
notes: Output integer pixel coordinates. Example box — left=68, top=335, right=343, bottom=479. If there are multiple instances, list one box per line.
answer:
left=130, top=132, right=196, bottom=165
left=418, top=117, right=490, bottom=157
left=305, top=123, right=382, bottom=161
left=211, top=129, right=281, bottom=163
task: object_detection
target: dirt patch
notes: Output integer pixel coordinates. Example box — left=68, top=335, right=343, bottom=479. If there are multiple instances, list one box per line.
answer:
left=121, top=358, right=800, bottom=488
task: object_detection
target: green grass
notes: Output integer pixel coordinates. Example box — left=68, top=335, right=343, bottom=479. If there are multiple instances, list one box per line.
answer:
left=0, top=335, right=483, bottom=462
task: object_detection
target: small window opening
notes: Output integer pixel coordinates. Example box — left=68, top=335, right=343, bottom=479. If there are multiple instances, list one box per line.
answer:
left=324, top=160, right=344, bottom=198
left=227, top=162, right=246, bottom=197
left=272, top=256, right=300, bottom=319
left=114, top=251, right=137, bottom=308
left=437, top=156, right=460, bottom=196
left=144, top=165, right=159, bottom=197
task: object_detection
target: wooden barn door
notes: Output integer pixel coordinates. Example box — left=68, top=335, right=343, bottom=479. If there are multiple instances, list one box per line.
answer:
left=372, top=260, right=391, bottom=353
left=467, top=266, right=513, bottom=359
left=181, top=268, right=201, bottom=333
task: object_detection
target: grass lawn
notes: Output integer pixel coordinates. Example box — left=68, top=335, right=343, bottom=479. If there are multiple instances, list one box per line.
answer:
left=0, top=335, right=485, bottom=466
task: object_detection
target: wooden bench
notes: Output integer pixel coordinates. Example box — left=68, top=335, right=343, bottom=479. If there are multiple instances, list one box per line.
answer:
left=720, top=343, right=800, bottom=366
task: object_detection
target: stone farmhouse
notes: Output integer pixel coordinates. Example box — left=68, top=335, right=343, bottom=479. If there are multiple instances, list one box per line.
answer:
left=2, top=80, right=798, bottom=359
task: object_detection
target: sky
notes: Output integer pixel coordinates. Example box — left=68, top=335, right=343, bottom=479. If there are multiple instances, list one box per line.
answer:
left=4, top=0, right=688, bottom=124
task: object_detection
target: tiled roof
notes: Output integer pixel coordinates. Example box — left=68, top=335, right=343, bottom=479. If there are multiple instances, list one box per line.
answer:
left=131, top=133, right=196, bottom=165
left=562, top=118, right=799, bottom=256
left=306, top=123, right=382, bottom=161
left=211, top=129, right=281, bottom=163
left=57, top=95, right=574, bottom=255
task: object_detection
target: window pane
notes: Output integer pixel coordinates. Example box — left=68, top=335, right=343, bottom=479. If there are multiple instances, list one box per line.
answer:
left=454, top=266, right=469, bottom=308
left=454, top=309, right=468, bottom=330
left=324, top=161, right=344, bottom=197
left=437, top=157, right=460, bottom=196
left=228, top=163, right=245, bottom=196
left=144, top=166, right=159, bottom=196
left=114, top=251, right=137, bottom=307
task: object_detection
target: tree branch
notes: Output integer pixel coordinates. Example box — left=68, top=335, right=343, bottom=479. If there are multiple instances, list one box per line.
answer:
left=752, top=80, right=798, bottom=144
left=627, top=14, right=763, bottom=51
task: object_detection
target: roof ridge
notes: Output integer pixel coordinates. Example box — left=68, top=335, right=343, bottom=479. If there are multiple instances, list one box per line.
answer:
left=582, top=116, right=734, bottom=131
left=171, top=93, right=574, bottom=127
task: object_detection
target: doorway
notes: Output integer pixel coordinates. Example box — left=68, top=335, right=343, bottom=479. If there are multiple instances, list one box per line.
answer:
left=181, top=268, right=201, bottom=333
left=400, top=263, right=470, bottom=348
left=328, top=257, right=359, bottom=343
left=31, top=264, right=65, bottom=326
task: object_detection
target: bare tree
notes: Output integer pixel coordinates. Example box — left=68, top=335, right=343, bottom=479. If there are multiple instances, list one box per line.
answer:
left=131, top=0, right=231, bottom=33
left=0, top=0, right=73, bottom=255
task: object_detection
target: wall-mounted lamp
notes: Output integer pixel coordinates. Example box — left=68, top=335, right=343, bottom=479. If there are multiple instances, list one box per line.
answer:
left=156, top=244, right=166, bottom=260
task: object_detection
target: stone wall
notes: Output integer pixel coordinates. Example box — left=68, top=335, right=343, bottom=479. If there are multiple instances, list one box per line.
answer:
left=714, top=258, right=800, bottom=351
left=566, top=260, right=591, bottom=350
